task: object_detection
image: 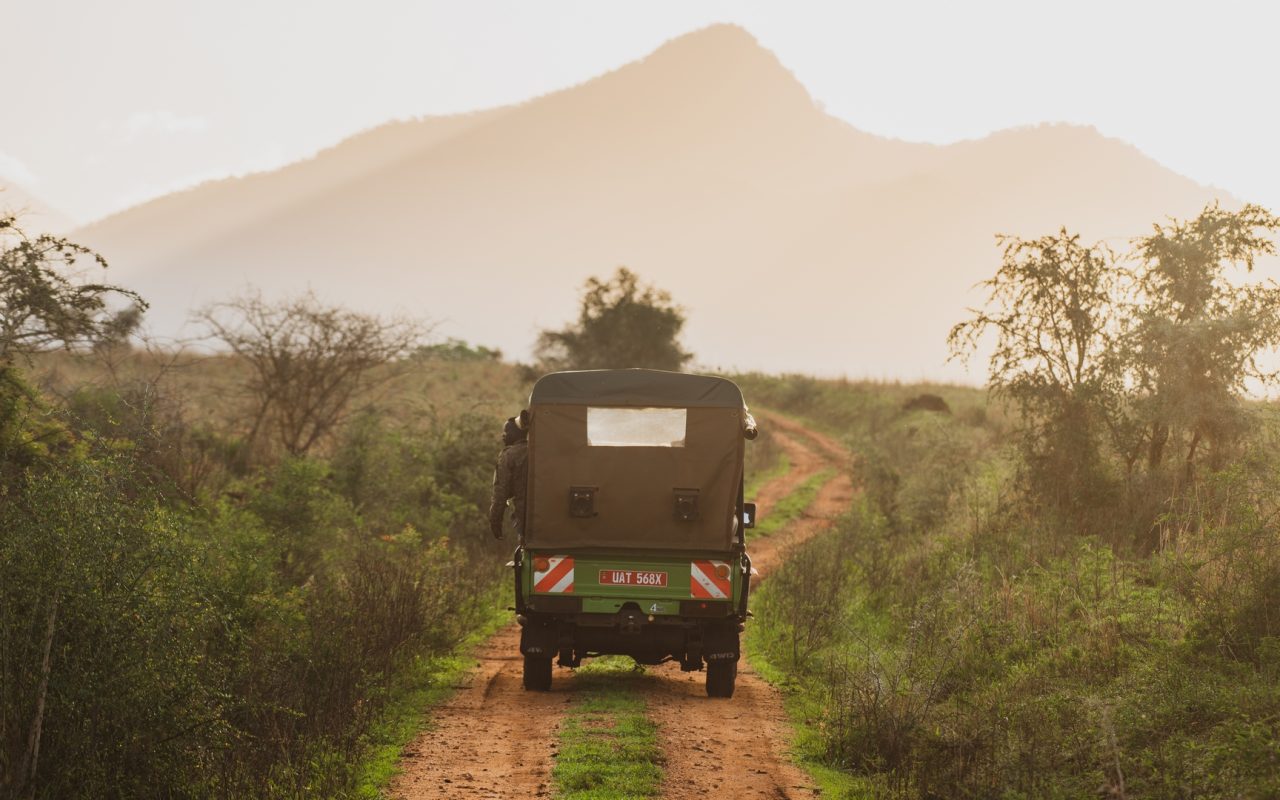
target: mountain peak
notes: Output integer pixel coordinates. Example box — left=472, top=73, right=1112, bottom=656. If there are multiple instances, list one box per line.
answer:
left=663, top=22, right=764, bottom=50
left=585, top=22, right=819, bottom=124
left=641, top=23, right=783, bottom=76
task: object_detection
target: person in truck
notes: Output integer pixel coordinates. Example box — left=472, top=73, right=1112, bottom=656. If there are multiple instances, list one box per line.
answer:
left=488, top=411, right=529, bottom=540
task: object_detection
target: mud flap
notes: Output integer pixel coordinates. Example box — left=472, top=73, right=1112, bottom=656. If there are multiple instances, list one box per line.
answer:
left=512, top=556, right=526, bottom=613
left=737, top=554, right=752, bottom=618
left=702, top=624, right=740, bottom=663
left=520, top=622, right=558, bottom=658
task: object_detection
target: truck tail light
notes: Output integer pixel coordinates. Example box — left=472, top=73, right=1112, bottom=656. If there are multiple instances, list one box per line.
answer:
left=532, top=556, right=550, bottom=573
left=715, top=563, right=731, bottom=580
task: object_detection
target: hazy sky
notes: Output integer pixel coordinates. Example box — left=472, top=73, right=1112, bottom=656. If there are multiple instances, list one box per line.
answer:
left=3, top=0, right=1277, bottom=223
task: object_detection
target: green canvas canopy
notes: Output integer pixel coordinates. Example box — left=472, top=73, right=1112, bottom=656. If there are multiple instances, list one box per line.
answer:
left=526, top=370, right=747, bottom=552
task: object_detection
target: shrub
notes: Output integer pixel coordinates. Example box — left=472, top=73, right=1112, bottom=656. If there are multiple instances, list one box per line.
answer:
left=0, top=458, right=224, bottom=798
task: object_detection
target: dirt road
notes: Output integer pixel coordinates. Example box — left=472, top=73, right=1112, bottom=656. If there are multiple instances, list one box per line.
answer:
left=391, top=415, right=852, bottom=800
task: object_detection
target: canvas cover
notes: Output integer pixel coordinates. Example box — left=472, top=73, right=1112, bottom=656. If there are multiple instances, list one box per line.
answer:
left=529, top=369, right=744, bottom=409
left=527, top=371, right=746, bottom=552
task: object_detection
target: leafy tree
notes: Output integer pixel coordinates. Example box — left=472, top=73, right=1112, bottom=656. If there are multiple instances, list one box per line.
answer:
left=0, top=215, right=145, bottom=365
left=949, top=230, right=1125, bottom=509
left=536, top=267, right=691, bottom=371
left=1127, top=203, right=1280, bottom=478
left=198, top=291, right=426, bottom=456
left=951, top=205, right=1280, bottom=524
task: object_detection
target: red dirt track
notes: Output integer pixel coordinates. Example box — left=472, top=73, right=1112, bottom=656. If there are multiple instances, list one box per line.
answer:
left=391, top=414, right=852, bottom=799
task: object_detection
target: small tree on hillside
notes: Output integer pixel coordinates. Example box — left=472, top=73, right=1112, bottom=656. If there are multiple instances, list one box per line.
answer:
left=949, top=230, right=1128, bottom=510
left=536, top=267, right=691, bottom=371
left=198, top=291, right=426, bottom=456
left=1127, top=203, right=1280, bottom=479
left=0, top=215, right=145, bottom=365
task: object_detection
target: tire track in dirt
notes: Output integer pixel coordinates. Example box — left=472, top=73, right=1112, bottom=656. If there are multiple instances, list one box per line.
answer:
left=391, top=413, right=851, bottom=800
left=640, top=415, right=854, bottom=799
left=392, top=623, right=567, bottom=798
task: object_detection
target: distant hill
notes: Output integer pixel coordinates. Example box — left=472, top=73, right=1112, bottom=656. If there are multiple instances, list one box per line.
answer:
left=2, top=182, right=75, bottom=234
left=76, top=24, right=1235, bottom=378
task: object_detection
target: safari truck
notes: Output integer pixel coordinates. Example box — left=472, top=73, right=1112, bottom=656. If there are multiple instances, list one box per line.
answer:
left=512, top=369, right=758, bottom=697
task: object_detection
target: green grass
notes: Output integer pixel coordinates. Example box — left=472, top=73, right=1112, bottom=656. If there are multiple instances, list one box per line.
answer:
left=552, top=657, right=663, bottom=800
left=750, top=467, right=834, bottom=540
left=745, top=450, right=790, bottom=500
left=352, top=585, right=510, bottom=799
left=745, top=629, right=874, bottom=800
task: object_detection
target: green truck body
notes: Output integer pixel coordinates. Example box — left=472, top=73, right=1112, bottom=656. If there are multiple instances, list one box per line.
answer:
left=512, top=370, right=757, bottom=697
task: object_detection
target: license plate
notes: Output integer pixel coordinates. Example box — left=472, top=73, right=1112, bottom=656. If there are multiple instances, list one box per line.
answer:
left=598, top=569, right=668, bottom=587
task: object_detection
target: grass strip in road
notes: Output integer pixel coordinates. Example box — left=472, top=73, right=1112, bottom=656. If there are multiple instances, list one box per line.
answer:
left=352, top=584, right=510, bottom=799
left=553, top=657, right=663, bottom=800
left=749, top=467, right=834, bottom=540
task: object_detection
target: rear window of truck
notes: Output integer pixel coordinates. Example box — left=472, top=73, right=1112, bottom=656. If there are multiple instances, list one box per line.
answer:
left=586, top=407, right=686, bottom=447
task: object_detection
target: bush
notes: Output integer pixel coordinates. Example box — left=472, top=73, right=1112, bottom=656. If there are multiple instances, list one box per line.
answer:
left=63, top=379, right=246, bottom=501
left=1, top=356, right=514, bottom=797
left=0, top=458, right=225, bottom=798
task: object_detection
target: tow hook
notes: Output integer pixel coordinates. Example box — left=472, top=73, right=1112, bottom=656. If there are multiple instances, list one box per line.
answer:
left=619, top=608, right=644, bottom=635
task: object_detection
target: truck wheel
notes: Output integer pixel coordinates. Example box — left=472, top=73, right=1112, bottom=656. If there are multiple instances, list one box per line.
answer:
left=523, top=655, right=553, bottom=691
left=705, top=659, right=737, bottom=698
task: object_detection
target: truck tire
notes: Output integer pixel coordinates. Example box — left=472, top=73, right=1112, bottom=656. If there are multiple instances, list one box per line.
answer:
left=523, top=655, right=553, bottom=691
left=705, top=659, right=737, bottom=698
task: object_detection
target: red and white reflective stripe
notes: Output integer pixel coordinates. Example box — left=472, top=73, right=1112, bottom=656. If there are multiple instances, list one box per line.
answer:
left=690, top=559, right=730, bottom=599
left=533, top=556, right=575, bottom=593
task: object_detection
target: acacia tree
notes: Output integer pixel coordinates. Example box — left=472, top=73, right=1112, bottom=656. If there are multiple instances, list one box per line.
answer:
left=1127, top=204, right=1280, bottom=479
left=949, top=230, right=1127, bottom=509
left=953, top=205, right=1280, bottom=525
left=536, top=267, right=691, bottom=371
left=0, top=215, right=145, bottom=365
left=199, top=292, right=426, bottom=456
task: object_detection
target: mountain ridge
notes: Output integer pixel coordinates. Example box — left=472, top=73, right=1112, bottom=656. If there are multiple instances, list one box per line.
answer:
left=74, top=23, right=1236, bottom=378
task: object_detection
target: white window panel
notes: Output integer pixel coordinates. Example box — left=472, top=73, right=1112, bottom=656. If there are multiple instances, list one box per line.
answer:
left=587, top=407, right=687, bottom=447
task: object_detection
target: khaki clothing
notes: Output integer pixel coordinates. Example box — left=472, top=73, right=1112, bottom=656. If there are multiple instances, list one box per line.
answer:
left=488, top=440, right=528, bottom=537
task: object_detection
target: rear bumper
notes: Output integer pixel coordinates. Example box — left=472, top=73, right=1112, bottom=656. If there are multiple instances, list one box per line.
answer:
left=523, top=595, right=736, bottom=619
left=519, top=609, right=741, bottom=668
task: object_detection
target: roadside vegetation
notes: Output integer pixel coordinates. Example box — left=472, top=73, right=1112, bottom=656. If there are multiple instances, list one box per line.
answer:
left=0, top=211, right=527, bottom=797
left=739, top=204, right=1280, bottom=798
left=1, top=346, right=521, bottom=798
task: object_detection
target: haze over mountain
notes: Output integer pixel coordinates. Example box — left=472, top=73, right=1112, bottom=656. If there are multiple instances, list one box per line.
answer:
left=1, top=182, right=75, bottom=234
left=77, top=24, right=1237, bottom=379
